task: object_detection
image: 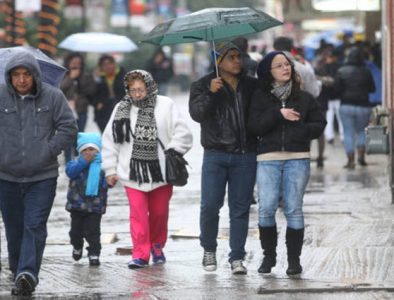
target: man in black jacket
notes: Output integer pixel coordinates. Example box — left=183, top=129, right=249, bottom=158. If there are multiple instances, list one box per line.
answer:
left=189, top=41, right=257, bottom=275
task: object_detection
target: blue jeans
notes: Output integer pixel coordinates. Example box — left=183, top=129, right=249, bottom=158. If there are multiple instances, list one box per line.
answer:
left=339, top=104, right=372, bottom=154
left=0, top=178, right=57, bottom=284
left=257, top=159, right=310, bottom=230
left=200, top=150, right=256, bottom=262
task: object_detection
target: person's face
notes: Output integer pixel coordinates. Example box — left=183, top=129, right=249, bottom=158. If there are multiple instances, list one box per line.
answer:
left=100, top=59, right=116, bottom=75
left=128, top=79, right=147, bottom=101
left=270, top=54, right=292, bottom=85
left=69, top=56, right=82, bottom=70
left=81, top=147, right=98, bottom=161
left=219, top=49, right=242, bottom=76
left=10, top=67, right=34, bottom=95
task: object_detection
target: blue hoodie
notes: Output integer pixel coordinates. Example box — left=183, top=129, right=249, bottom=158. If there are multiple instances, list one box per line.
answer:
left=0, top=49, right=78, bottom=182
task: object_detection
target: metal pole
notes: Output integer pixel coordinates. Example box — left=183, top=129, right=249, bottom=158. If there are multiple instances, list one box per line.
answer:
left=212, top=40, right=219, bottom=77
left=382, top=0, right=394, bottom=204
left=11, top=0, right=16, bottom=46
left=81, top=0, right=86, bottom=32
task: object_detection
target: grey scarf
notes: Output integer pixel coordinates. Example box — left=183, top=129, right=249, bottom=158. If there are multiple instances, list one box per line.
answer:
left=271, top=81, right=292, bottom=107
left=112, top=70, right=164, bottom=184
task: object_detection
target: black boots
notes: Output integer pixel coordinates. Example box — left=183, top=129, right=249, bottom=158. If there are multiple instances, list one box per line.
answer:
left=286, top=227, right=304, bottom=275
left=258, top=226, right=277, bottom=273
left=357, top=147, right=367, bottom=166
left=344, top=153, right=355, bottom=169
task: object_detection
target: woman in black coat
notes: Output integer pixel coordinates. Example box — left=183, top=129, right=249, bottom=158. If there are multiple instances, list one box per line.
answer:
left=248, top=51, right=326, bottom=276
left=334, top=47, right=375, bottom=168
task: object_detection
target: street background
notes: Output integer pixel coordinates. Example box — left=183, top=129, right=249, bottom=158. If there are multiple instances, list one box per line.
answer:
left=0, top=89, right=393, bottom=299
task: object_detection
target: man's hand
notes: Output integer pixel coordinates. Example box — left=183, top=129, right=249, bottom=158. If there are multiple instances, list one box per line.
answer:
left=209, top=77, right=224, bottom=93
left=280, top=108, right=300, bottom=121
left=106, top=175, right=118, bottom=187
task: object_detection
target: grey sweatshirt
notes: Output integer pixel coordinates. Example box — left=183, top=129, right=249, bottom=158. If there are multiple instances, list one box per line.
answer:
left=0, top=50, right=78, bottom=182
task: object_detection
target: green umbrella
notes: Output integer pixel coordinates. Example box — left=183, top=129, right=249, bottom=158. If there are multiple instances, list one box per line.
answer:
left=141, top=7, right=283, bottom=76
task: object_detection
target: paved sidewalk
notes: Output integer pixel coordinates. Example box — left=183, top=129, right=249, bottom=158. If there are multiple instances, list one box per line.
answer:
left=0, top=92, right=393, bottom=299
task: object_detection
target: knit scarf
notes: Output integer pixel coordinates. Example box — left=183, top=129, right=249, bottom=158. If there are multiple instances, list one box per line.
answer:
left=85, top=153, right=102, bottom=196
left=112, top=70, right=164, bottom=184
left=271, top=81, right=292, bottom=107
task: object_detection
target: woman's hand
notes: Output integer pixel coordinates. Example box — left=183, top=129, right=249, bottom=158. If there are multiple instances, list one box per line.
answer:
left=106, top=174, right=118, bottom=187
left=280, top=108, right=300, bottom=121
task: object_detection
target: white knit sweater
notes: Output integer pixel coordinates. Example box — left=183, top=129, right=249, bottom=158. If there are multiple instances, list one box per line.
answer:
left=102, top=95, right=193, bottom=191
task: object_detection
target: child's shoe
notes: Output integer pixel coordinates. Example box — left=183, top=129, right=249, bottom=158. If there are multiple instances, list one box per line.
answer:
left=128, top=258, right=149, bottom=269
left=89, top=255, right=100, bottom=266
left=72, top=248, right=83, bottom=261
left=151, top=243, right=166, bottom=264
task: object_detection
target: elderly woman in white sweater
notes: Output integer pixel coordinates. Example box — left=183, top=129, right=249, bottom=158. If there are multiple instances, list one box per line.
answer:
left=102, top=70, right=192, bottom=269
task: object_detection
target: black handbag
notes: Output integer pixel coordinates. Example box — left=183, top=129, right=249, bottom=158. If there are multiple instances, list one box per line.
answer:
left=158, top=139, right=189, bottom=186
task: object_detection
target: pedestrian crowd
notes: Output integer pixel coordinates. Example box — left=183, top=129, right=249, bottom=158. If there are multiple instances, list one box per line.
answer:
left=0, top=32, right=380, bottom=296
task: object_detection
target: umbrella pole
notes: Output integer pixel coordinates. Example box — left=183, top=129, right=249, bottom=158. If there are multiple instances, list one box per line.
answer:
left=212, top=40, right=219, bottom=77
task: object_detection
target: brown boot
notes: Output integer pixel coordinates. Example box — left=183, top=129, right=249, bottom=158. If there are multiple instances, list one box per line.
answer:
left=357, top=147, right=367, bottom=166
left=343, top=153, right=355, bottom=169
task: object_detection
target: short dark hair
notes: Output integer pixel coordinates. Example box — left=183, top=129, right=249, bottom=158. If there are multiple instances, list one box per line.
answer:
left=273, top=37, right=293, bottom=52
left=98, top=54, right=115, bottom=67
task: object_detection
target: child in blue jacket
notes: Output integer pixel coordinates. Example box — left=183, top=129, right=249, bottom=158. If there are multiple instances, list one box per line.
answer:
left=66, top=132, right=108, bottom=266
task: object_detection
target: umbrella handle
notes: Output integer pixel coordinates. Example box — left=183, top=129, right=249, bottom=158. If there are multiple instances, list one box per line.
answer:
left=212, top=40, right=219, bottom=78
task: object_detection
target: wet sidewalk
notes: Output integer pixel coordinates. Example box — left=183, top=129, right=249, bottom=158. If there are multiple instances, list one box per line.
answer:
left=1, top=92, right=394, bottom=299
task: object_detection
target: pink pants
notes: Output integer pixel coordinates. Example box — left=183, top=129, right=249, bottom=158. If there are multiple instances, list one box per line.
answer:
left=125, top=185, right=173, bottom=261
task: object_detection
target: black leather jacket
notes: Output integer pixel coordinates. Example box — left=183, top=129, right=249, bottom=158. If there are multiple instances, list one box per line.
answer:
left=248, top=89, right=326, bottom=154
left=189, top=72, right=257, bottom=153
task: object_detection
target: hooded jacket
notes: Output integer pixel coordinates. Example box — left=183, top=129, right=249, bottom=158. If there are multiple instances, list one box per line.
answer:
left=0, top=50, right=78, bottom=182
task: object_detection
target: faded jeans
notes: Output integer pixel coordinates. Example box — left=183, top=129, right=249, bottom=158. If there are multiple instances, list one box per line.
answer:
left=339, top=104, right=372, bottom=154
left=257, top=159, right=310, bottom=230
left=200, top=150, right=256, bottom=262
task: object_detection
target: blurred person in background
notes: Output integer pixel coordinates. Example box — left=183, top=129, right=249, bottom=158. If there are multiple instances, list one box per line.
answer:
left=232, top=37, right=258, bottom=77
left=314, top=48, right=343, bottom=168
left=61, top=52, right=96, bottom=162
left=334, top=46, right=375, bottom=168
left=145, top=48, right=174, bottom=96
left=93, top=54, right=126, bottom=132
left=248, top=51, right=326, bottom=276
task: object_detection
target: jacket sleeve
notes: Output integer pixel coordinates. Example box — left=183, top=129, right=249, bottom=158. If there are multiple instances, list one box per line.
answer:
left=166, top=100, right=193, bottom=155
left=296, top=63, right=321, bottom=98
left=247, top=90, right=284, bottom=137
left=101, top=103, right=121, bottom=176
left=66, top=157, right=89, bottom=179
left=48, top=89, right=78, bottom=157
left=189, top=79, right=218, bottom=123
left=303, top=94, right=327, bottom=140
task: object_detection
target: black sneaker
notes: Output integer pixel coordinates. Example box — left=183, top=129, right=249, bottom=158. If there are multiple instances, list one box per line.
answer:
left=11, top=273, right=36, bottom=297
left=72, top=248, right=83, bottom=261
left=89, top=255, right=100, bottom=266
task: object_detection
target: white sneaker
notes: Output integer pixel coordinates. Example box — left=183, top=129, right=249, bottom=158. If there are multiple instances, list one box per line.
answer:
left=231, top=260, right=247, bottom=275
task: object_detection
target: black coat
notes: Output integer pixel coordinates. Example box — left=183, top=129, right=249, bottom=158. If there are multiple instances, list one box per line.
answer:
left=189, top=72, right=257, bottom=153
left=334, top=48, right=375, bottom=107
left=248, top=89, right=326, bottom=155
left=93, top=68, right=126, bottom=130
